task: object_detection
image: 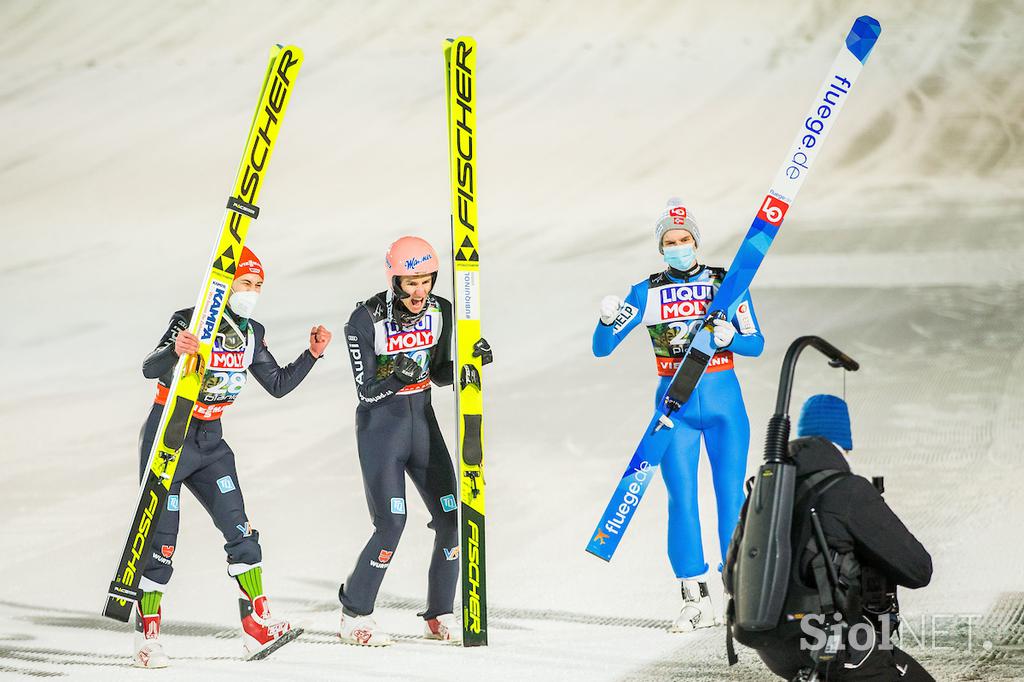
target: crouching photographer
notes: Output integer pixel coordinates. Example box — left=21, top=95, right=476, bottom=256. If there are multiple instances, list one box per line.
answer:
left=725, top=394, right=934, bottom=681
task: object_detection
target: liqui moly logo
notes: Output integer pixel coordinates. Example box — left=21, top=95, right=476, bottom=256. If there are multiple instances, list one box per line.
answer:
left=210, top=350, right=245, bottom=370
left=669, top=206, right=687, bottom=224
left=659, top=284, right=713, bottom=320
left=385, top=315, right=435, bottom=352
left=199, top=281, right=229, bottom=342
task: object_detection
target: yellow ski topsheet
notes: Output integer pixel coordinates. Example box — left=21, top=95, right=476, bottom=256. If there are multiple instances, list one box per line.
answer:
left=445, top=35, right=487, bottom=646
left=446, top=36, right=483, bottom=508
left=106, top=45, right=303, bottom=618
left=147, top=45, right=303, bottom=491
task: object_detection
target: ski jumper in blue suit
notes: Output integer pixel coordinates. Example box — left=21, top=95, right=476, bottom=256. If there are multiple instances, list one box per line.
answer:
left=593, top=264, right=764, bottom=579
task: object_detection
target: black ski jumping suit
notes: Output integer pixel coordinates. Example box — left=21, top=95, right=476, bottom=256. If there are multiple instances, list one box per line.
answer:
left=340, top=292, right=459, bottom=619
left=138, top=307, right=318, bottom=589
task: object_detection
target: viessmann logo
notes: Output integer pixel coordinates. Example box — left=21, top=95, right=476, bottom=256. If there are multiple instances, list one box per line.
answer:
left=659, top=284, right=713, bottom=321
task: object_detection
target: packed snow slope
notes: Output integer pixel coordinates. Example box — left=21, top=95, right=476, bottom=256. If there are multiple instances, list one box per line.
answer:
left=0, top=1, right=1021, bottom=679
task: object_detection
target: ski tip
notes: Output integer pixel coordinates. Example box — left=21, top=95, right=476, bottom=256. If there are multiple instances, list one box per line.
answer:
left=585, top=546, right=612, bottom=562
left=846, top=16, right=882, bottom=64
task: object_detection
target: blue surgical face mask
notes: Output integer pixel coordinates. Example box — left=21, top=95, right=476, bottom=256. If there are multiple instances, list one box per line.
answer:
left=663, top=244, right=696, bottom=271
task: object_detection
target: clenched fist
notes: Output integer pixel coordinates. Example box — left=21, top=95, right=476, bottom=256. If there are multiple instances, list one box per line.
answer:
left=309, top=325, right=332, bottom=358
left=599, top=295, right=622, bottom=325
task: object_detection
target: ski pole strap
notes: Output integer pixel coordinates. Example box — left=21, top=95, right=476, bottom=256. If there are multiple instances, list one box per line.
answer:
left=793, top=470, right=847, bottom=509
left=809, top=509, right=845, bottom=616
left=792, top=470, right=848, bottom=560
left=226, top=196, right=260, bottom=219
left=810, top=548, right=836, bottom=614
left=792, top=471, right=849, bottom=616
left=725, top=598, right=739, bottom=666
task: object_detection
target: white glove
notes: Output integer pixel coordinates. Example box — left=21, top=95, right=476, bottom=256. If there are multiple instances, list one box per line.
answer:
left=600, top=295, right=623, bottom=325
left=712, top=318, right=737, bottom=349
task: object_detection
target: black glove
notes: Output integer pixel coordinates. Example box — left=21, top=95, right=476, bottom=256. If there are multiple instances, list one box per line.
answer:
left=392, top=353, right=423, bottom=385
left=460, top=364, right=481, bottom=391
left=473, top=337, right=493, bottom=366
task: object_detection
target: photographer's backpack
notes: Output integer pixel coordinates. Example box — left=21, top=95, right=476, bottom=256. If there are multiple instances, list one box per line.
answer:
left=723, top=463, right=860, bottom=664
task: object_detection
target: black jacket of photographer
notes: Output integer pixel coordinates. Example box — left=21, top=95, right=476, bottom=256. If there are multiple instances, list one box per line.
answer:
left=791, top=436, right=932, bottom=599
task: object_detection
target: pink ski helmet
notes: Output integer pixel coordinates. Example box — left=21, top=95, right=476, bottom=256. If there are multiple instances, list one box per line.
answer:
left=385, top=236, right=440, bottom=298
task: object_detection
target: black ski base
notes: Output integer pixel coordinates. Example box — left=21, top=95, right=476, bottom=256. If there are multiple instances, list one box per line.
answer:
left=246, top=627, right=304, bottom=661
left=103, top=473, right=169, bottom=622
left=461, top=505, right=487, bottom=647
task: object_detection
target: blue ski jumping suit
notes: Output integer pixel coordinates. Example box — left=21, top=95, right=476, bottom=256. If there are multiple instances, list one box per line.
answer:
left=593, top=265, right=764, bottom=578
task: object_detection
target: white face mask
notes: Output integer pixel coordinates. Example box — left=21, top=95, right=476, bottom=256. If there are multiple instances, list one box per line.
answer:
left=228, top=291, right=259, bottom=318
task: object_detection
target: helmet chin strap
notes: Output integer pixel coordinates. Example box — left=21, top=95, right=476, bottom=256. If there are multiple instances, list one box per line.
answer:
left=390, top=272, right=438, bottom=299
left=387, top=285, right=434, bottom=329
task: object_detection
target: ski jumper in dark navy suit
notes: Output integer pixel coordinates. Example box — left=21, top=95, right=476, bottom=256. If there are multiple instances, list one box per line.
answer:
left=340, top=291, right=459, bottom=619
left=593, top=265, right=764, bottom=579
left=138, top=307, right=318, bottom=590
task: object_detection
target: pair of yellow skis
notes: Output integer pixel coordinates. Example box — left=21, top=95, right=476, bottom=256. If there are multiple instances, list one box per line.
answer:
left=103, top=38, right=489, bottom=648
left=444, top=36, right=488, bottom=648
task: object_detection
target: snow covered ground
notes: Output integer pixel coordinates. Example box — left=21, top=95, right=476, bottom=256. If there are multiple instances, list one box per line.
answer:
left=1, top=1, right=1022, bottom=679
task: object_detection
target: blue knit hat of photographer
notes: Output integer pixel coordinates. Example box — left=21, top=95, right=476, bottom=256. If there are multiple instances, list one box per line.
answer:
left=797, top=394, right=853, bottom=451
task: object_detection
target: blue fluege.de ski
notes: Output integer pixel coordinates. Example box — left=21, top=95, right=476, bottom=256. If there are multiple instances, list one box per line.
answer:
left=587, top=15, right=882, bottom=562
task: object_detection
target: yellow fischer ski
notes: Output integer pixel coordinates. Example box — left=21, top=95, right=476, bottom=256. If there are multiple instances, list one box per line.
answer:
left=103, top=44, right=304, bottom=622
left=444, top=36, right=487, bottom=646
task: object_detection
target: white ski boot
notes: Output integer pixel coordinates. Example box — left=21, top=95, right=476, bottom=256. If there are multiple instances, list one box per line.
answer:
left=134, top=605, right=170, bottom=668
left=339, top=612, right=393, bottom=646
left=424, top=613, right=461, bottom=642
left=669, top=578, right=718, bottom=632
left=240, top=593, right=303, bottom=661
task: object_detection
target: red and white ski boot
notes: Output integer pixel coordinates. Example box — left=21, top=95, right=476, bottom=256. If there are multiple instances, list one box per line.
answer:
left=240, top=592, right=303, bottom=660
left=134, top=605, right=170, bottom=668
left=424, top=613, right=461, bottom=642
left=339, top=612, right=393, bottom=646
